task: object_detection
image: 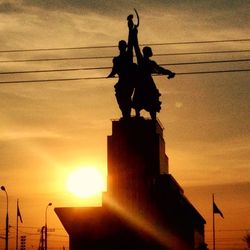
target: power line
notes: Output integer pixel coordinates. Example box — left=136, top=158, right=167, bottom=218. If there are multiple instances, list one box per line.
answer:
left=177, top=69, right=250, bottom=75
left=163, top=58, right=250, bottom=66
left=0, top=38, right=249, bottom=53
left=147, top=38, right=250, bottom=46
left=0, top=66, right=108, bottom=75
left=0, top=58, right=249, bottom=75
left=155, top=49, right=250, bottom=57
left=0, top=68, right=249, bottom=85
left=0, top=55, right=112, bottom=63
left=1, top=49, right=250, bottom=63
left=206, top=229, right=250, bottom=232
left=0, top=77, right=104, bottom=84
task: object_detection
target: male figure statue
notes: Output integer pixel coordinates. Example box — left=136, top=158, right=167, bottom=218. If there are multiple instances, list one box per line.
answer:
left=107, top=15, right=137, bottom=119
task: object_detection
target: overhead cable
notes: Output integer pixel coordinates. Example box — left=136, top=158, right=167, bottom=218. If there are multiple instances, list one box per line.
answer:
left=0, top=50, right=249, bottom=63
left=0, top=38, right=249, bottom=53
left=0, top=58, right=249, bottom=75
left=0, top=69, right=249, bottom=85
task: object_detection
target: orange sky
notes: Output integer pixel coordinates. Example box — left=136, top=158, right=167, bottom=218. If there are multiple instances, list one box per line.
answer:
left=0, top=1, right=249, bottom=249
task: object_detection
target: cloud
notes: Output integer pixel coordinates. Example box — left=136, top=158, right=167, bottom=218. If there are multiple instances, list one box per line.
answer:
left=2, top=0, right=247, bottom=33
left=0, top=0, right=23, bottom=13
left=22, top=0, right=147, bottom=16
left=0, top=129, right=64, bottom=140
left=175, top=101, right=183, bottom=108
left=0, top=0, right=249, bottom=53
left=0, top=0, right=249, bottom=188
left=0, top=4, right=126, bottom=51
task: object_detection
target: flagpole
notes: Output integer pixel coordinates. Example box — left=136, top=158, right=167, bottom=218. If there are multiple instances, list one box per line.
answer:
left=1, top=186, right=9, bottom=250
left=16, top=199, right=19, bottom=250
left=212, top=194, right=215, bottom=250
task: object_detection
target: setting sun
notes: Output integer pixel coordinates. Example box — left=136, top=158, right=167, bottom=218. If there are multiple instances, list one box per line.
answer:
left=66, top=167, right=105, bottom=198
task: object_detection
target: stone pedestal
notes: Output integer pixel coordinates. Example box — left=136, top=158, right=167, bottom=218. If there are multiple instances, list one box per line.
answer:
left=55, top=118, right=206, bottom=250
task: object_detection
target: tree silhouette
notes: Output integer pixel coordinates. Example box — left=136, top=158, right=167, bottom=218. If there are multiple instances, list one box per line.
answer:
left=243, top=232, right=250, bottom=249
left=195, top=242, right=209, bottom=250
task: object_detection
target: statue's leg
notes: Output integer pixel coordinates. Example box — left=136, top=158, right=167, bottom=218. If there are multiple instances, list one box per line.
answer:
left=135, top=109, right=140, bottom=117
left=117, top=93, right=131, bottom=119
left=123, top=104, right=131, bottom=119
left=150, top=111, right=156, bottom=120
left=122, top=105, right=131, bottom=119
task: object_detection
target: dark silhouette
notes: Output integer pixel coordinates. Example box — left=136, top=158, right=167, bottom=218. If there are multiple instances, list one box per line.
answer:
left=108, top=10, right=174, bottom=121
left=127, top=8, right=139, bottom=30
left=55, top=119, right=206, bottom=250
left=107, top=14, right=138, bottom=119
left=196, top=242, right=209, bottom=250
left=243, top=232, right=250, bottom=249
left=55, top=14, right=206, bottom=249
left=131, top=25, right=175, bottom=120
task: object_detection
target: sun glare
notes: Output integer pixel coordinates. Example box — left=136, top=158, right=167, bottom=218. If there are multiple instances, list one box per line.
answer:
left=66, top=167, right=105, bottom=198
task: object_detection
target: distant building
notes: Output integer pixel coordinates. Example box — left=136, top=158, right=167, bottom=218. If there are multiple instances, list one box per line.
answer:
left=55, top=119, right=206, bottom=250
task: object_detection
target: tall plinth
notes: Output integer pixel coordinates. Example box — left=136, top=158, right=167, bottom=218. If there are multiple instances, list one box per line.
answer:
left=55, top=118, right=206, bottom=250
left=107, top=118, right=168, bottom=210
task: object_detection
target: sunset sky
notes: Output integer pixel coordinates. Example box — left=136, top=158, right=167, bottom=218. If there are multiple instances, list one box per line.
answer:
left=0, top=0, right=249, bottom=249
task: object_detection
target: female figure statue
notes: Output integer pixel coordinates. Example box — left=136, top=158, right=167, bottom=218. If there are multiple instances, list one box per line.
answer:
left=132, top=25, right=175, bottom=120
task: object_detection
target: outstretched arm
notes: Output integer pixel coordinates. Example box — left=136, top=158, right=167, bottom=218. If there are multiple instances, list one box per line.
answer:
left=152, top=61, right=175, bottom=79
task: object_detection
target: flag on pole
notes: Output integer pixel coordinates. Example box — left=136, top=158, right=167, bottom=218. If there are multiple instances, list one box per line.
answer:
left=17, top=200, right=23, bottom=223
left=213, top=201, right=224, bottom=218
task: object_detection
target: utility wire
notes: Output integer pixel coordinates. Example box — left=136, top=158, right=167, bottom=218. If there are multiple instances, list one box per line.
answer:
left=162, top=58, right=250, bottom=66
left=0, top=58, right=249, bottom=75
left=0, top=55, right=112, bottom=63
left=155, top=49, right=250, bottom=57
left=0, top=38, right=249, bottom=53
left=0, top=49, right=250, bottom=63
left=0, top=69, right=249, bottom=85
left=206, top=229, right=250, bottom=232
left=177, top=69, right=250, bottom=75
left=0, top=66, right=107, bottom=75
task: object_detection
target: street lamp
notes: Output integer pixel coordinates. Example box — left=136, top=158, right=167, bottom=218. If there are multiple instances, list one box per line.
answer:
left=45, top=202, right=52, bottom=250
left=1, top=186, right=9, bottom=250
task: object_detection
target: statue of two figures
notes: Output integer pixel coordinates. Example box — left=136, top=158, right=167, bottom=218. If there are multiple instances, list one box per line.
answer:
left=108, top=10, right=175, bottom=120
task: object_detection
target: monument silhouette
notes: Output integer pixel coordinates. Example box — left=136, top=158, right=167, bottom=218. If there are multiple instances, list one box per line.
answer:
left=108, top=10, right=175, bottom=120
left=107, top=11, right=138, bottom=119
left=55, top=11, right=207, bottom=250
left=131, top=19, right=175, bottom=120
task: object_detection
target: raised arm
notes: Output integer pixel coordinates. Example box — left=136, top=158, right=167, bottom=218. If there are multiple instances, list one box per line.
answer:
left=127, top=9, right=139, bottom=63
left=127, top=25, right=133, bottom=62
left=132, top=27, right=143, bottom=65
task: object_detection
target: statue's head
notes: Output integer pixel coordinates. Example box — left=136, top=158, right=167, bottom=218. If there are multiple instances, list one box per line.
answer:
left=142, top=46, right=153, bottom=58
left=118, top=40, right=127, bottom=52
left=127, top=14, right=133, bottom=21
left=127, top=14, right=134, bottom=29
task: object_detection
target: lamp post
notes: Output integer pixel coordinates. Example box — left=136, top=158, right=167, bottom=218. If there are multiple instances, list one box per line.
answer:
left=45, top=202, right=52, bottom=250
left=1, top=186, right=9, bottom=250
